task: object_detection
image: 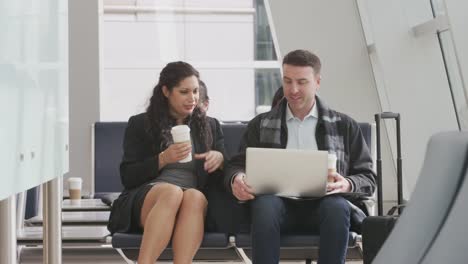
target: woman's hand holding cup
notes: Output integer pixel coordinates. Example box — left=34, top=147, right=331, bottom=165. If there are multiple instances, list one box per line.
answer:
left=161, top=142, right=192, bottom=165
left=170, top=125, right=192, bottom=163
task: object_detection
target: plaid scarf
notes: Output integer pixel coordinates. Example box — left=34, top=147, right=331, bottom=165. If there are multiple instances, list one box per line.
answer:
left=258, top=96, right=347, bottom=174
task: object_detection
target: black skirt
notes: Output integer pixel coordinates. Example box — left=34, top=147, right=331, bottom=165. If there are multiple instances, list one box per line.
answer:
left=130, top=184, right=154, bottom=232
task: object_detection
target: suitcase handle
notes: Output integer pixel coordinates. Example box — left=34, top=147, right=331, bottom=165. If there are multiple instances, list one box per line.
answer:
left=374, top=112, right=403, bottom=215
left=387, top=204, right=406, bottom=216
left=375, top=112, right=400, bottom=120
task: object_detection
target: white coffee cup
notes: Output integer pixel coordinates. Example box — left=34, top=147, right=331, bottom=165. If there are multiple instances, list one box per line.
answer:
left=68, top=177, right=82, bottom=205
left=327, top=153, right=337, bottom=183
left=171, top=125, right=192, bottom=163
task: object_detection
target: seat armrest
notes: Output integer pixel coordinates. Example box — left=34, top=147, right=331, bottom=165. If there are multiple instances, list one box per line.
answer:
left=94, top=192, right=121, bottom=206
left=362, top=196, right=377, bottom=216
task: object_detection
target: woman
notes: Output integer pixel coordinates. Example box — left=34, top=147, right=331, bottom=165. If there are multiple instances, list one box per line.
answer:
left=108, top=61, right=225, bottom=264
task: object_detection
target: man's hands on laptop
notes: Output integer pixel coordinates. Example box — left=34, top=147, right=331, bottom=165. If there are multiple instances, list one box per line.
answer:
left=326, top=172, right=351, bottom=194
left=232, top=173, right=255, bottom=201
left=232, top=171, right=351, bottom=199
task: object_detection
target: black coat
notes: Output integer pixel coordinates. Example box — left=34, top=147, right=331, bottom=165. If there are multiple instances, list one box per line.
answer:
left=107, top=113, right=225, bottom=234
left=224, top=98, right=376, bottom=195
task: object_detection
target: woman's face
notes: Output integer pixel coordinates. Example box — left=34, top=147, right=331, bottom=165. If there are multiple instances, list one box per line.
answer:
left=163, top=75, right=199, bottom=121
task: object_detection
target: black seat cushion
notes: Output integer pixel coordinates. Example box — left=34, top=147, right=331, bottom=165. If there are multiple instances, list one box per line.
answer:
left=112, top=232, right=229, bottom=249
left=235, top=232, right=359, bottom=248
left=220, top=122, right=248, bottom=159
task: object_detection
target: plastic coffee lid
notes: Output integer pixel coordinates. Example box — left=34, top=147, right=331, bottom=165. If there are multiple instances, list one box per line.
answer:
left=68, top=177, right=82, bottom=189
left=327, top=153, right=337, bottom=167
left=171, top=125, right=190, bottom=133
left=68, top=177, right=82, bottom=182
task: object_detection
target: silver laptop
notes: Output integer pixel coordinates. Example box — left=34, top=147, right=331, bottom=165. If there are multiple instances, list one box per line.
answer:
left=246, top=147, right=329, bottom=198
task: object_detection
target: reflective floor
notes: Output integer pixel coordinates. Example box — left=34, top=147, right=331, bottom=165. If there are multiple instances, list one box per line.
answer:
left=18, top=246, right=363, bottom=263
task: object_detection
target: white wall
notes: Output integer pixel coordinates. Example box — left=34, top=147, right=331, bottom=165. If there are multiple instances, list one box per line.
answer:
left=68, top=0, right=102, bottom=197
left=359, top=0, right=458, bottom=197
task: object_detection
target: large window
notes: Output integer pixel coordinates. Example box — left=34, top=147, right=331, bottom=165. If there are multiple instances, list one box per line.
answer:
left=101, top=0, right=281, bottom=121
left=254, top=0, right=281, bottom=110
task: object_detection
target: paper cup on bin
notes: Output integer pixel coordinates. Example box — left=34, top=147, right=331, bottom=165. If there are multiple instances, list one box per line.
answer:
left=68, top=177, right=82, bottom=205
left=171, top=125, right=192, bottom=163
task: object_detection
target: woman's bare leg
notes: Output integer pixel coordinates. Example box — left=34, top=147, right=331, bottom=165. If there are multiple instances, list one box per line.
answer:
left=137, top=183, right=183, bottom=264
left=171, top=188, right=208, bottom=264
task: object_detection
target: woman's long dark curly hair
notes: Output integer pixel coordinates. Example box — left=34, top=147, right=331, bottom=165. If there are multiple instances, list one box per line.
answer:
left=145, top=61, right=212, bottom=151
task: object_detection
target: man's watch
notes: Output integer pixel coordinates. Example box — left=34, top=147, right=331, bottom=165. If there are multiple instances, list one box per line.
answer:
left=231, top=172, right=246, bottom=185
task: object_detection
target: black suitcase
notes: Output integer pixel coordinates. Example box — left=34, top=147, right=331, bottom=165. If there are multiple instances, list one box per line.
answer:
left=362, top=112, right=404, bottom=264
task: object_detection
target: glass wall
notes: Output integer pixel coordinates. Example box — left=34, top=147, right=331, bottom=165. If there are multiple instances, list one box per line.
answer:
left=431, top=0, right=468, bottom=130
left=0, top=0, right=68, bottom=200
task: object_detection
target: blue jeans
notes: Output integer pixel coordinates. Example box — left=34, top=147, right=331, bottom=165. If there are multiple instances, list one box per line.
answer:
left=250, top=195, right=351, bottom=264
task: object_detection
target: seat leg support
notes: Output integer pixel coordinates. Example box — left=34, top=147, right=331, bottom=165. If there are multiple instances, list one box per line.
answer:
left=115, top=248, right=135, bottom=264
left=234, top=247, right=252, bottom=264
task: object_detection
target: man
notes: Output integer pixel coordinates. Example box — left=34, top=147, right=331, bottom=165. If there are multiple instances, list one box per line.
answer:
left=224, top=49, right=376, bottom=264
left=198, top=80, right=210, bottom=112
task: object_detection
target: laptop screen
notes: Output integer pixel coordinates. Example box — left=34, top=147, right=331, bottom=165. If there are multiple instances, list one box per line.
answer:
left=246, top=148, right=328, bottom=198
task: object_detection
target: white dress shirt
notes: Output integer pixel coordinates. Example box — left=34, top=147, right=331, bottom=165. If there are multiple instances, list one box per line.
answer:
left=286, top=103, right=319, bottom=150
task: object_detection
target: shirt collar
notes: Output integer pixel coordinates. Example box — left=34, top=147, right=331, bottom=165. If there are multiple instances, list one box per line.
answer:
left=286, top=102, right=319, bottom=121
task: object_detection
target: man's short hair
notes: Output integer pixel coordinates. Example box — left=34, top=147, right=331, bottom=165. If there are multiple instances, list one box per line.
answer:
left=282, top=49, right=321, bottom=75
left=199, top=80, right=209, bottom=104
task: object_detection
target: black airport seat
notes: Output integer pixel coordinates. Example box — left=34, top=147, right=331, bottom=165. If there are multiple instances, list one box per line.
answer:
left=112, top=232, right=229, bottom=249
left=94, top=120, right=373, bottom=262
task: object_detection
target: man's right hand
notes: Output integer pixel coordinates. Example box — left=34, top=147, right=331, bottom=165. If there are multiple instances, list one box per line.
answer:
left=232, top=174, right=255, bottom=201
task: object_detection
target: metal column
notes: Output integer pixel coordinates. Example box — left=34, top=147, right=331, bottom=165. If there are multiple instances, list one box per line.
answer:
left=0, top=195, right=17, bottom=264
left=43, top=176, right=62, bottom=264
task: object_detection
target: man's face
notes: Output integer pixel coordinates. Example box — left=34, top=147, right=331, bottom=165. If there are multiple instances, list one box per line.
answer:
left=282, top=64, right=320, bottom=115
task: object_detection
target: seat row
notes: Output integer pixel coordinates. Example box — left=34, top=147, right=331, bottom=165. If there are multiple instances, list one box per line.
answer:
left=94, top=121, right=373, bottom=263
